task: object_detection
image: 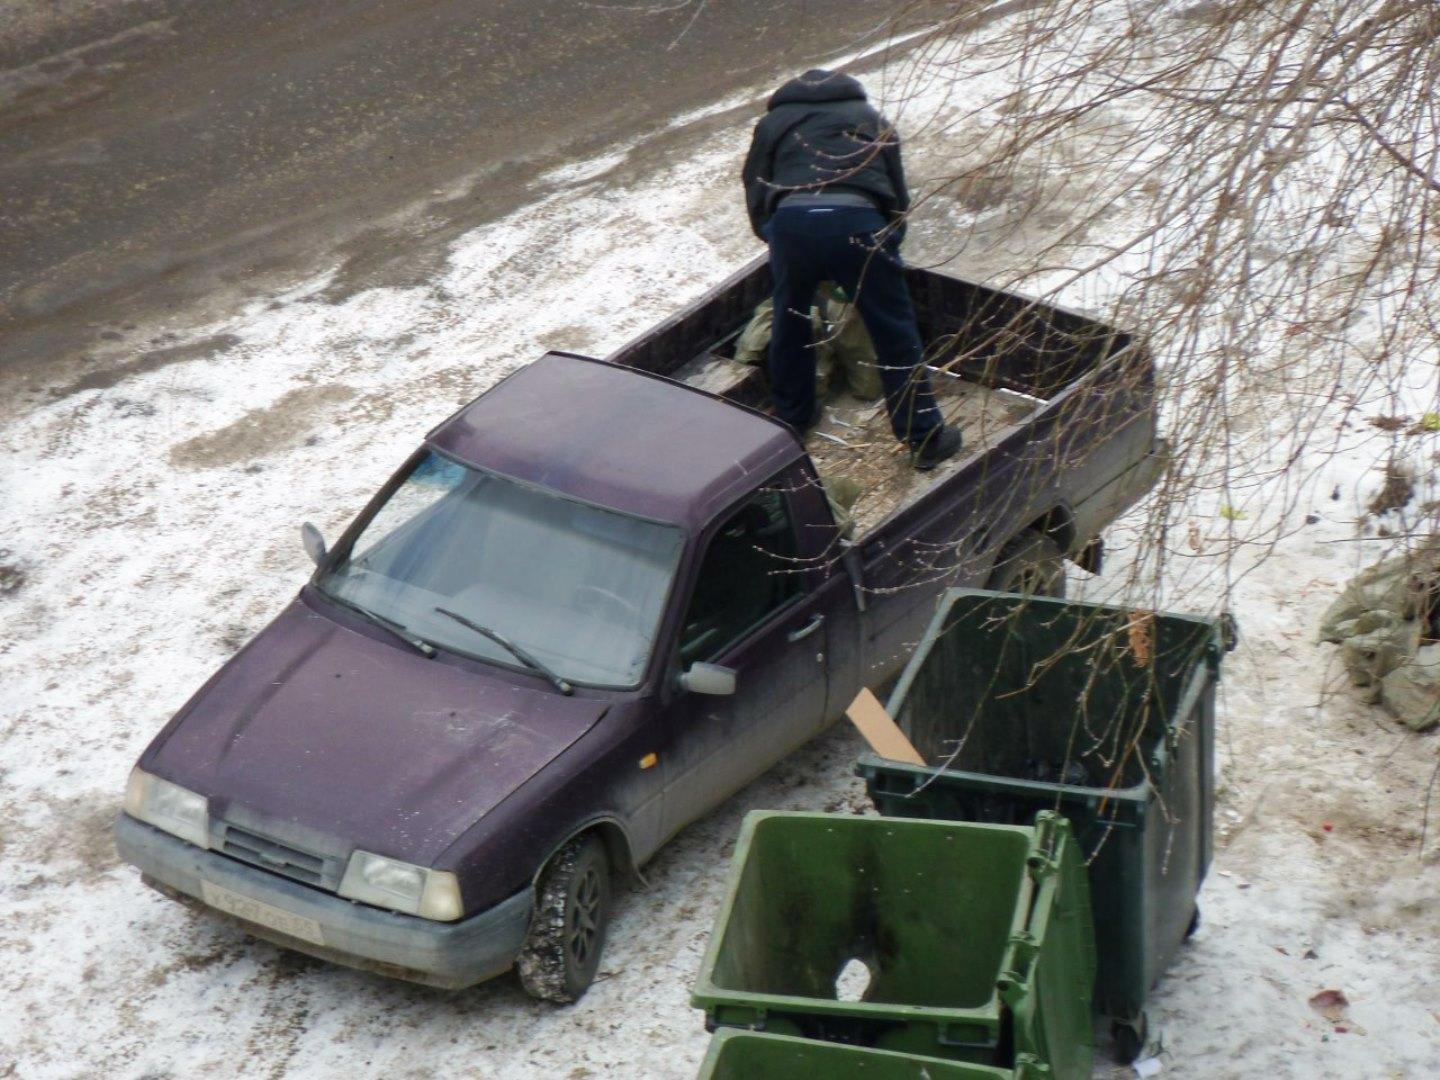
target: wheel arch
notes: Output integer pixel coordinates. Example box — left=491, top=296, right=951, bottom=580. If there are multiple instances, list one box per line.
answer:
left=1025, top=503, right=1077, bottom=558
left=534, top=817, right=642, bottom=891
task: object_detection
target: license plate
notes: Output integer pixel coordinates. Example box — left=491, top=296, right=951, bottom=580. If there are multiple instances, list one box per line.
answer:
left=200, top=880, right=326, bottom=947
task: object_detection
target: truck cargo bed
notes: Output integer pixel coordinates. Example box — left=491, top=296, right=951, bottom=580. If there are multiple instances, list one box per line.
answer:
left=669, top=348, right=1036, bottom=531
left=801, top=377, right=1036, bottom=533
left=624, top=256, right=1120, bottom=538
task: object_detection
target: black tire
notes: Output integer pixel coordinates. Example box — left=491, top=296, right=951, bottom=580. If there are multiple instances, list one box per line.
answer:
left=986, top=530, right=1068, bottom=597
left=1185, top=904, right=1201, bottom=940
left=1111, top=1012, right=1149, bottom=1063
left=516, top=835, right=611, bottom=1003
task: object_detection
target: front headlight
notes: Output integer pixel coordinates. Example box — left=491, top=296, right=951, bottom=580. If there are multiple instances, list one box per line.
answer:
left=124, top=767, right=211, bottom=849
left=338, top=850, right=463, bottom=921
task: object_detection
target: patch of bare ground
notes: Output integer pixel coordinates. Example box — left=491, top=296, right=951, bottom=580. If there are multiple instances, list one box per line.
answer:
left=49, top=334, right=241, bottom=401
left=11, top=792, right=124, bottom=889
left=139, top=940, right=248, bottom=991
left=169, top=383, right=357, bottom=470
left=0, top=550, right=26, bottom=596
left=535, top=324, right=601, bottom=354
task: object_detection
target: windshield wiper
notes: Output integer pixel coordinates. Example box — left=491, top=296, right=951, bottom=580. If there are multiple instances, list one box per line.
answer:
left=434, top=607, right=574, bottom=695
left=325, top=593, right=437, bottom=658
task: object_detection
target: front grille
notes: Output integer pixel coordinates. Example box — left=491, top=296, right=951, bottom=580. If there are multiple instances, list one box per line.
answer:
left=220, top=824, right=341, bottom=891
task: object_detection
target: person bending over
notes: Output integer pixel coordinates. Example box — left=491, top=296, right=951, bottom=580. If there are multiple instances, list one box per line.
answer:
left=742, top=68, right=961, bottom=470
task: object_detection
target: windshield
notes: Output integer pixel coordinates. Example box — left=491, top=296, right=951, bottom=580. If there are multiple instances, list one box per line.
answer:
left=318, top=452, right=684, bottom=688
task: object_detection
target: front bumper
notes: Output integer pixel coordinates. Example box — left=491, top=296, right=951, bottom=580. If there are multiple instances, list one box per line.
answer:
left=115, top=813, right=532, bottom=989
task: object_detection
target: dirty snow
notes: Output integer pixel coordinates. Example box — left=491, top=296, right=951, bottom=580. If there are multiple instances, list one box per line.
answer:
left=2, top=8, right=1439, bottom=1080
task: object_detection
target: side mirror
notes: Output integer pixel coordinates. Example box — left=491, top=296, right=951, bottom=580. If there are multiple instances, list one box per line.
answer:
left=679, top=662, right=737, bottom=697
left=300, top=522, right=327, bottom=567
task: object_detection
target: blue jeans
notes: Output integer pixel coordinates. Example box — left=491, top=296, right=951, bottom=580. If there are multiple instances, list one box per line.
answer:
left=764, top=205, right=942, bottom=445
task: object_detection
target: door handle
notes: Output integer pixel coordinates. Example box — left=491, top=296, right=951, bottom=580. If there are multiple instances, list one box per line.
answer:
left=787, top=614, right=825, bottom=643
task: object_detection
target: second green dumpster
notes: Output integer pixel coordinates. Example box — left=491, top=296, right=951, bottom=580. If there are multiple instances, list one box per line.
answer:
left=691, top=810, right=1094, bottom=1079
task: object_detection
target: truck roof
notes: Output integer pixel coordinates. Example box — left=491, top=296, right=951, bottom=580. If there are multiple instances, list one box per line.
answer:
left=426, top=352, right=800, bottom=529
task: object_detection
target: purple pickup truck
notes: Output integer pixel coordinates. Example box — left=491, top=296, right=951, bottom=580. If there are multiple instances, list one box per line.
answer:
left=116, top=257, right=1164, bottom=1001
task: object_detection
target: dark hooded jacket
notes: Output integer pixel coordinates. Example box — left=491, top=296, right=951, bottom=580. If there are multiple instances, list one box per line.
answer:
left=741, top=69, right=910, bottom=241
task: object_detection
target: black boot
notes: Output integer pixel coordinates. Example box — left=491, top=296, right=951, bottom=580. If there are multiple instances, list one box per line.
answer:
left=912, top=425, right=962, bottom=470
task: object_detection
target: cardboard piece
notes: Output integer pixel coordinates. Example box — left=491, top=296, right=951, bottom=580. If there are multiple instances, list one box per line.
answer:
left=845, top=688, right=926, bottom=766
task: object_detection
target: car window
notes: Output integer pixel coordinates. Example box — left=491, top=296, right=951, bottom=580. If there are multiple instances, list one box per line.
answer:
left=679, top=485, right=803, bottom=663
left=319, top=451, right=683, bottom=688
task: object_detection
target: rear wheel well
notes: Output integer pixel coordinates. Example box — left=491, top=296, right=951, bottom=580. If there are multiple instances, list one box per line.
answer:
left=986, top=530, right=1068, bottom=597
left=1027, top=505, right=1076, bottom=557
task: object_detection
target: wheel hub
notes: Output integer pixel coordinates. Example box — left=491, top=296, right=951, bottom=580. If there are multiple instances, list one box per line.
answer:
left=568, top=867, right=602, bottom=965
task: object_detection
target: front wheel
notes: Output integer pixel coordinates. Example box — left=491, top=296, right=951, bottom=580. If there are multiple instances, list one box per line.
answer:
left=986, top=530, right=1068, bottom=597
left=516, top=835, right=611, bottom=1003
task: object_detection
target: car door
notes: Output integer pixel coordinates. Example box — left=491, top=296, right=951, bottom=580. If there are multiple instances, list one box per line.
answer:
left=658, top=474, right=831, bottom=833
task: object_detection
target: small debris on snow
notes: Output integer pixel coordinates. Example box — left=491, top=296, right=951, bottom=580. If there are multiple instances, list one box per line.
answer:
left=1367, top=415, right=1408, bottom=432
left=1133, top=1056, right=1164, bottom=1078
left=0, top=551, right=25, bottom=595
left=1309, top=988, right=1350, bottom=1023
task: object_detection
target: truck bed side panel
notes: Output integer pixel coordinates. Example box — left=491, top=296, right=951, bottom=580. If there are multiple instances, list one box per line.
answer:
left=853, top=342, right=1157, bottom=688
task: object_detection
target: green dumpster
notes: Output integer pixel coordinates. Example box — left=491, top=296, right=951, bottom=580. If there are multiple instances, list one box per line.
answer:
left=695, top=1029, right=1046, bottom=1080
left=690, top=810, right=1094, bottom=1079
left=857, top=588, right=1228, bottom=1060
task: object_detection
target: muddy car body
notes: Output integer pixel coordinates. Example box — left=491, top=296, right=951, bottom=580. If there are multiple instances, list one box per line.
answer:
left=117, top=258, right=1164, bottom=997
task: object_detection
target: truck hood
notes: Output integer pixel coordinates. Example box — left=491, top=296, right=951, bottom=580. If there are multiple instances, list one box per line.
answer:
left=146, top=598, right=606, bottom=866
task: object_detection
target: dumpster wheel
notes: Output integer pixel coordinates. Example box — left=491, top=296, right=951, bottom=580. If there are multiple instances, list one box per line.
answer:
left=1111, top=1012, right=1149, bottom=1063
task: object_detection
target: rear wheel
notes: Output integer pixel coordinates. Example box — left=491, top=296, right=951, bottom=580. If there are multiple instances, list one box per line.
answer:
left=516, top=835, right=611, bottom=1003
left=986, top=530, right=1068, bottom=597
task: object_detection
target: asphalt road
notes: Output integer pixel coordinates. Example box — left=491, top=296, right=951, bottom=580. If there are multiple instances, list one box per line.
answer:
left=0, top=0, right=929, bottom=390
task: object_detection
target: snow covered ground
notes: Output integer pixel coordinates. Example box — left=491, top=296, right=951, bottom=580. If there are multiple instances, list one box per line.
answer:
left=2, top=8, right=1438, bottom=1079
